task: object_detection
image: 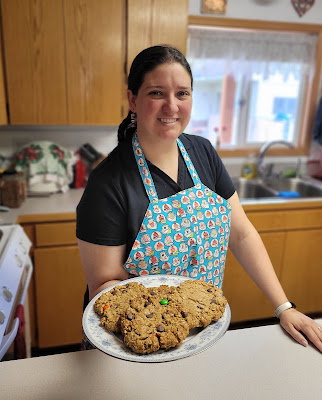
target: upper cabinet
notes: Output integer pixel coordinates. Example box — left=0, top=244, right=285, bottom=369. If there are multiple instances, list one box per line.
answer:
left=127, top=0, right=189, bottom=72
left=64, top=0, right=125, bottom=125
left=0, top=20, right=7, bottom=124
left=0, top=0, right=188, bottom=126
left=1, top=0, right=125, bottom=125
left=1, top=0, right=68, bottom=124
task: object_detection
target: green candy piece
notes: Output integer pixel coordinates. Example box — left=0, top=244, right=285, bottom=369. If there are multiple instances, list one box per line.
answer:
left=160, top=299, right=168, bottom=305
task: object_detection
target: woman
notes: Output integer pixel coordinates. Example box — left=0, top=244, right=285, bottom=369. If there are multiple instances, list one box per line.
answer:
left=77, top=45, right=322, bottom=352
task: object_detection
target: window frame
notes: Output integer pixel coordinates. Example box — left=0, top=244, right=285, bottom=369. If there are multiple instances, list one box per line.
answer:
left=188, top=16, right=322, bottom=158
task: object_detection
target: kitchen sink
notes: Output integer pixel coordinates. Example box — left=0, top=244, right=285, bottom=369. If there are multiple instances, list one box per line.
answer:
left=232, top=178, right=277, bottom=199
left=265, top=178, right=322, bottom=198
left=232, top=177, right=322, bottom=200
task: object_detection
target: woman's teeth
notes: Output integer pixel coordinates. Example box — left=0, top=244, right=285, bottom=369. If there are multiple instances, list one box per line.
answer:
left=159, top=118, right=178, bottom=123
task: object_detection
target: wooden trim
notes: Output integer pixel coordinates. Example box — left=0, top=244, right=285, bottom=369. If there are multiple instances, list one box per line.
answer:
left=217, top=147, right=307, bottom=158
left=188, top=16, right=322, bottom=157
left=17, top=212, right=76, bottom=224
left=241, top=199, right=322, bottom=212
left=188, top=16, right=322, bottom=32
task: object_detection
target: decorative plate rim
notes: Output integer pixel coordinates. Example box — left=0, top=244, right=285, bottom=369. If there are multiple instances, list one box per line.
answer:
left=82, top=275, right=231, bottom=363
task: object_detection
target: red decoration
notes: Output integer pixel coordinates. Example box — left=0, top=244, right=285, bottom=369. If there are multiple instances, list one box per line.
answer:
left=291, top=0, right=315, bottom=17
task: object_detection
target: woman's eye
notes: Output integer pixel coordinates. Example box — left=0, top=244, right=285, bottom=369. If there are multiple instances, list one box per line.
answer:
left=178, top=91, right=190, bottom=97
left=149, top=91, right=162, bottom=96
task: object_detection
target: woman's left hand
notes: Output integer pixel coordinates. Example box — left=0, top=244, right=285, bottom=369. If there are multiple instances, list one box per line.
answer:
left=279, top=309, right=322, bottom=353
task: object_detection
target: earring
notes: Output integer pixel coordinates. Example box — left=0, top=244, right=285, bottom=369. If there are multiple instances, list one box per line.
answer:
left=130, top=112, right=136, bottom=124
left=128, top=112, right=137, bottom=129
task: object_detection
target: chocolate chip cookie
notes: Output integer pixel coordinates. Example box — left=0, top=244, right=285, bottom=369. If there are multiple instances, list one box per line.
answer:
left=94, top=282, right=150, bottom=332
left=120, top=295, right=190, bottom=354
left=176, top=280, right=227, bottom=328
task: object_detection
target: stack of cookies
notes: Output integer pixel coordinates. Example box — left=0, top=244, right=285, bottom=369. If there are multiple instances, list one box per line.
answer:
left=94, top=279, right=227, bottom=354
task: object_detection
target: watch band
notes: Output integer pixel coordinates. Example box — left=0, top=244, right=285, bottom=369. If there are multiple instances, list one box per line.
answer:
left=274, top=301, right=296, bottom=318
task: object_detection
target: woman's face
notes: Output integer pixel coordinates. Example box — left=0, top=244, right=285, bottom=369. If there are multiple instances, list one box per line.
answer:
left=128, top=62, right=192, bottom=143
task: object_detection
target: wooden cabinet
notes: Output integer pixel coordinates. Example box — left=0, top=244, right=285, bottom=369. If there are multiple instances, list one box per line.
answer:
left=64, top=0, right=125, bottom=125
left=0, top=0, right=188, bottom=125
left=34, top=245, right=86, bottom=348
left=0, top=24, right=7, bottom=124
left=280, top=229, right=322, bottom=315
left=1, top=0, right=125, bottom=125
left=127, top=0, right=189, bottom=70
left=21, top=219, right=86, bottom=349
left=223, top=232, right=285, bottom=322
left=1, top=0, right=67, bottom=124
left=223, top=202, right=322, bottom=323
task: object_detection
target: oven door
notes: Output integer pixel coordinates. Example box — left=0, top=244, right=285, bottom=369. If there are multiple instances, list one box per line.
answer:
left=0, top=256, right=33, bottom=360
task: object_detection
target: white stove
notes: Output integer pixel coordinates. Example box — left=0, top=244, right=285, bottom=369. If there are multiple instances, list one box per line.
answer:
left=0, top=224, right=32, bottom=360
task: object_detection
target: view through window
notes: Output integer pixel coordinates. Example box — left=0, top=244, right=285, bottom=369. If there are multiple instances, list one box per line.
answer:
left=186, top=26, right=317, bottom=149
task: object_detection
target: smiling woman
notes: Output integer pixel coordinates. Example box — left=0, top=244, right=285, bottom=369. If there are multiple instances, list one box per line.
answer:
left=77, top=44, right=322, bottom=354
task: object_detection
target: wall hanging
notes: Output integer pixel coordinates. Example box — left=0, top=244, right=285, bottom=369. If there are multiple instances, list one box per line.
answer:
left=201, top=0, right=227, bottom=15
left=291, top=0, right=315, bottom=17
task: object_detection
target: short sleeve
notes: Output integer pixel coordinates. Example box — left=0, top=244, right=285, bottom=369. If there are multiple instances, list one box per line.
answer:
left=76, top=162, right=128, bottom=246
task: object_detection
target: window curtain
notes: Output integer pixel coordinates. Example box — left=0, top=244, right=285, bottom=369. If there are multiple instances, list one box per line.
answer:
left=188, top=26, right=317, bottom=80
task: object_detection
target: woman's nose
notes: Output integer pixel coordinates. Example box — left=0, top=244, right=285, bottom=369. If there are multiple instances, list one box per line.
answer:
left=163, top=95, right=179, bottom=114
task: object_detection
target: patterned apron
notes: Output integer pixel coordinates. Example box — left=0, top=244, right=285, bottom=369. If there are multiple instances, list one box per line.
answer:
left=123, top=134, right=232, bottom=289
left=81, top=133, right=232, bottom=350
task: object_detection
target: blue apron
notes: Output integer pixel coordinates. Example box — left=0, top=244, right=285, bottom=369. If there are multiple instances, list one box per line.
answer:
left=123, top=134, right=231, bottom=289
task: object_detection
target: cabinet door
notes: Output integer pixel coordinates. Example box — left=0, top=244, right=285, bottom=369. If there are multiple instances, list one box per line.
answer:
left=280, top=229, right=322, bottom=314
left=127, top=0, right=189, bottom=71
left=34, top=246, right=87, bottom=348
left=0, top=26, right=7, bottom=124
left=1, top=0, right=67, bottom=124
left=223, top=232, right=286, bottom=322
left=64, top=0, right=125, bottom=124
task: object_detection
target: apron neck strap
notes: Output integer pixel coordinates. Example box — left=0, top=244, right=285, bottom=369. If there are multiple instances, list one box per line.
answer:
left=176, top=138, right=201, bottom=187
left=132, top=134, right=159, bottom=203
left=132, top=133, right=202, bottom=202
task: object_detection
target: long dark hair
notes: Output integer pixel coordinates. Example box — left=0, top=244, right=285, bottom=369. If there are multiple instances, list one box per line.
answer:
left=117, top=45, right=193, bottom=143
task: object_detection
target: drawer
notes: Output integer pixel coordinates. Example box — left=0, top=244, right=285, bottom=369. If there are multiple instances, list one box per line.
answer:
left=35, top=222, right=77, bottom=246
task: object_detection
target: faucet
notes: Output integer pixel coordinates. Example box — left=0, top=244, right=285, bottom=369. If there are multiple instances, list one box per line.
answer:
left=257, top=140, right=294, bottom=179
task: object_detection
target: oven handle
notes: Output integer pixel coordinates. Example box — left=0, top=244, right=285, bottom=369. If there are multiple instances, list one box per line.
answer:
left=19, top=256, right=33, bottom=306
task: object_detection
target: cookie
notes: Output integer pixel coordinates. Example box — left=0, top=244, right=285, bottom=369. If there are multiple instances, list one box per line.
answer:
left=176, top=280, right=227, bottom=328
left=120, top=295, right=190, bottom=354
left=94, top=282, right=150, bottom=332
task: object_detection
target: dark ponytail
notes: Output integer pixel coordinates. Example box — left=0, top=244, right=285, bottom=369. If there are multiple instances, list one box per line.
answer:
left=117, top=45, right=193, bottom=144
left=117, top=111, right=136, bottom=144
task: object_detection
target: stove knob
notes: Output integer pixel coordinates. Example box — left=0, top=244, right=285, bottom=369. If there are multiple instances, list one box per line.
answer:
left=2, top=287, right=12, bottom=302
left=19, top=240, right=28, bottom=254
left=15, top=254, right=23, bottom=267
left=0, top=310, right=5, bottom=324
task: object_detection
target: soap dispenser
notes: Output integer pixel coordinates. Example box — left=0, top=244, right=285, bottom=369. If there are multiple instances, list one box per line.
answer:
left=241, top=153, right=258, bottom=179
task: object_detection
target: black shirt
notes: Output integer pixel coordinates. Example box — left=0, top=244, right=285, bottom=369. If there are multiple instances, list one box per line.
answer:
left=76, top=133, right=236, bottom=261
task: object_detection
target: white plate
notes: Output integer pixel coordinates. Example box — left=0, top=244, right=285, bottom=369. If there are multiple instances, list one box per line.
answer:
left=82, top=275, right=231, bottom=363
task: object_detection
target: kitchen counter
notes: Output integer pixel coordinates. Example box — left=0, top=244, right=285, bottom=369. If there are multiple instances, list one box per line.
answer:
left=0, top=319, right=321, bottom=400
left=0, top=188, right=84, bottom=225
left=1, top=187, right=322, bottom=226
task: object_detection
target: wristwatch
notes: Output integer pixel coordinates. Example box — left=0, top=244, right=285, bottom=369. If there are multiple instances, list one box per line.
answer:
left=274, top=301, right=296, bottom=318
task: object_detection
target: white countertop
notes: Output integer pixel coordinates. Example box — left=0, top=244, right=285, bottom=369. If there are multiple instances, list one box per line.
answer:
left=0, top=319, right=321, bottom=400
left=0, top=189, right=84, bottom=225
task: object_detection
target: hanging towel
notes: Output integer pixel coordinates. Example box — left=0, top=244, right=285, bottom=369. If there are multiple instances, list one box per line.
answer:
left=15, top=141, right=76, bottom=193
left=312, top=97, right=322, bottom=146
left=14, top=304, right=26, bottom=359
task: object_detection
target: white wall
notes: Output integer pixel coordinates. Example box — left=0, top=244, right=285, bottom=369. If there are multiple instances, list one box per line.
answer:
left=189, top=0, right=322, bottom=24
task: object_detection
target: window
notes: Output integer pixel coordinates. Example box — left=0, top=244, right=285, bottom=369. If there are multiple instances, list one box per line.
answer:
left=186, top=19, right=322, bottom=156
